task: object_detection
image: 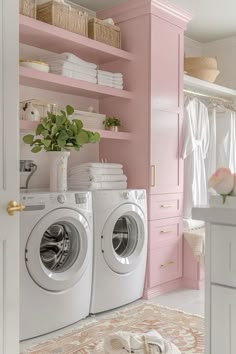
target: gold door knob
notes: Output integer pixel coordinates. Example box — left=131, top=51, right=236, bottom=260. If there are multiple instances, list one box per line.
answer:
left=7, top=201, right=25, bottom=216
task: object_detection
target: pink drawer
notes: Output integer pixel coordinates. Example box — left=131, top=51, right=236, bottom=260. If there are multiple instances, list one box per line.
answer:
left=149, top=217, right=182, bottom=249
left=148, top=239, right=182, bottom=288
left=149, top=194, right=183, bottom=220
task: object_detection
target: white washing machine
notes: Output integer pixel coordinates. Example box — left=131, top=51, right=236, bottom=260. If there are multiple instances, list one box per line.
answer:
left=20, top=191, right=93, bottom=340
left=90, top=189, right=147, bottom=314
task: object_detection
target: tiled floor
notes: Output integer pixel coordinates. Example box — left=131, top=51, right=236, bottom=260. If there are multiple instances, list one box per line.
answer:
left=20, top=287, right=204, bottom=352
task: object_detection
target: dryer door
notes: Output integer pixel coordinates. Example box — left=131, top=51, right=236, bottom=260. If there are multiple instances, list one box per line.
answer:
left=101, top=204, right=146, bottom=274
left=25, top=208, right=91, bottom=292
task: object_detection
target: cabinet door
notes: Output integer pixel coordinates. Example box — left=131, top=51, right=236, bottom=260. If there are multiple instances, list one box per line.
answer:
left=211, top=224, right=236, bottom=288
left=211, top=285, right=236, bottom=354
left=150, top=15, right=183, bottom=194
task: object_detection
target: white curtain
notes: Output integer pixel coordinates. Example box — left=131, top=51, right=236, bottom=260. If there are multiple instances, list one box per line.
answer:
left=182, top=97, right=210, bottom=219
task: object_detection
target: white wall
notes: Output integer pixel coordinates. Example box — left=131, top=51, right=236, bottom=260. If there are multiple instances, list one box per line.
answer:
left=184, top=37, right=203, bottom=57
left=20, top=45, right=100, bottom=189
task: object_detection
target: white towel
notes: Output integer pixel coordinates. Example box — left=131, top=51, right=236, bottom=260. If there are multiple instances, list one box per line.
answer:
left=97, top=75, right=123, bottom=82
left=184, top=227, right=205, bottom=263
left=72, top=162, right=123, bottom=169
left=93, top=330, right=181, bottom=354
left=98, top=70, right=123, bottom=78
left=69, top=167, right=124, bottom=176
left=98, top=81, right=124, bottom=90
left=69, top=174, right=127, bottom=183
left=69, top=181, right=127, bottom=190
left=50, top=64, right=97, bottom=77
left=41, top=52, right=97, bottom=69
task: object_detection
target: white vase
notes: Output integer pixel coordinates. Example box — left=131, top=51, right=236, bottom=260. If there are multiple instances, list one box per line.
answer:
left=47, top=151, right=70, bottom=192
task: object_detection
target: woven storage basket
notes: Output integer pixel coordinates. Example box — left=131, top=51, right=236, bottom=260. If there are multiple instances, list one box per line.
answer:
left=68, top=6, right=88, bottom=36
left=88, top=18, right=121, bottom=49
left=20, top=0, right=36, bottom=18
left=37, top=1, right=69, bottom=30
left=37, top=1, right=88, bottom=36
left=184, top=57, right=218, bottom=71
left=187, top=68, right=220, bottom=83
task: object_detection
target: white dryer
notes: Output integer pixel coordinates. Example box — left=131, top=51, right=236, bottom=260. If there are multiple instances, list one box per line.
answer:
left=90, top=189, right=147, bottom=314
left=20, top=191, right=93, bottom=340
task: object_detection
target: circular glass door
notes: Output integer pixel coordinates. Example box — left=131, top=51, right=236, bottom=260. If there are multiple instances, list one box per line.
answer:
left=26, top=208, right=91, bottom=292
left=101, top=204, right=146, bottom=274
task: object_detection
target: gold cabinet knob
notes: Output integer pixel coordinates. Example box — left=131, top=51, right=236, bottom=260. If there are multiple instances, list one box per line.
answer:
left=7, top=201, right=25, bottom=216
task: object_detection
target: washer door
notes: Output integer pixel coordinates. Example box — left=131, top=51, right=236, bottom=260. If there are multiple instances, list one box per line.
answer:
left=26, top=208, right=91, bottom=292
left=101, top=204, right=146, bottom=274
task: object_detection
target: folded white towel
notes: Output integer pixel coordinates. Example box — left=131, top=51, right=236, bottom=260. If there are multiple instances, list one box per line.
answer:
left=69, top=167, right=124, bottom=176
left=98, top=78, right=123, bottom=84
left=41, top=52, right=97, bottom=69
left=70, top=162, right=123, bottom=169
left=98, top=70, right=123, bottom=78
left=50, top=64, right=97, bottom=77
left=69, top=181, right=127, bottom=190
left=99, top=330, right=181, bottom=354
left=69, top=174, right=127, bottom=183
left=98, top=81, right=124, bottom=90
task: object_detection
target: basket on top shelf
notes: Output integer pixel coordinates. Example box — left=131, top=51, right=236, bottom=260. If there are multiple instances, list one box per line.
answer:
left=20, top=0, right=36, bottom=18
left=37, top=0, right=88, bottom=37
left=88, top=18, right=121, bottom=49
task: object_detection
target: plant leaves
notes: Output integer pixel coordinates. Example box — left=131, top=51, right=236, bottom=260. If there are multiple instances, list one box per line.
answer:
left=31, top=146, right=42, bottom=153
left=66, top=105, right=74, bottom=116
left=23, top=134, right=34, bottom=145
left=41, top=130, right=49, bottom=138
left=42, top=139, right=51, bottom=148
left=36, top=124, right=44, bottom=135
left=56, top=115, right=66, bottom=127
left=58, top=130, right=69, bottom=141
left=90, top=132, right=101, bottom=143
left=57, top=139, right=66, bottom=148
left=74, top=119, right=83, bottom=130
left=76, top=131, right=89, bottom=145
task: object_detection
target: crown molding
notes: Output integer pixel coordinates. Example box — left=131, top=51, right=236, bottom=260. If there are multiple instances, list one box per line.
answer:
left=97, top=0, right=192, bottom=29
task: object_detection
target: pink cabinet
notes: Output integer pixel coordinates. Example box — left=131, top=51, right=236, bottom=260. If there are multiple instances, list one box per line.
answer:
left=147, top=218, right=183, bottom=288
left=150, top=110, right=183, bottom=194
left=98, top=1, right=191, bottom=298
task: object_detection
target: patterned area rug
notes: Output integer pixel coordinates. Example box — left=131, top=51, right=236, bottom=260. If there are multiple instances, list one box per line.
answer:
left=23, top=303, right=204, bottom=354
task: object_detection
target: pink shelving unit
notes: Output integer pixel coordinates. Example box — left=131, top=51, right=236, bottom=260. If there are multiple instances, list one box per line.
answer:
left=20, top=67, right=133, bottom=100
left=20, top=15, right=133, bottom=64
left=20, top=120, right=131, bottom=141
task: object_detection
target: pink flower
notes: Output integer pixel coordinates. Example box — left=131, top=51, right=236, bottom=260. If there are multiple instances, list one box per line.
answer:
left=208, top=168, right=234, bottom=195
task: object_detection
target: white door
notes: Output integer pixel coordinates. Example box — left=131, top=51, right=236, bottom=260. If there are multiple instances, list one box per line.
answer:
left=0, top=0, right=19, bottom=353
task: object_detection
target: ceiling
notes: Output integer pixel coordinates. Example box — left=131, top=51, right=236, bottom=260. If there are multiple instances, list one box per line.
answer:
left=72, top=0, right=236, bottom=43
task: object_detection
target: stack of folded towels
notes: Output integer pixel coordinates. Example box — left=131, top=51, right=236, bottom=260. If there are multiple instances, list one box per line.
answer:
left=97, top=70, right=124, bottom=89
left=68, top=163, right=127, bottom=191
left=42, top=52, right=97, bottom=84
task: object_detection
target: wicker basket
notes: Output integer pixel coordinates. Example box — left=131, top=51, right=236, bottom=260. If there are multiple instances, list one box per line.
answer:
left=68, top=6, right=88, bottom=36
left=20, top=0, right=36, bottom=18
left=37, top=1, right=88, bottom=36
left=187, top=69, right=220, bottom=83
left=88, top=18, right=121, bottom=49
left=184, top=57, right=218, bottom=71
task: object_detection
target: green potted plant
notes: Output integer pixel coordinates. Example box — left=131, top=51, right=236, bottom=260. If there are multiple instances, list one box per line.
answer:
left=103, top=116, right=121, bottom=132
left=23, top=105, right=100, bottom=192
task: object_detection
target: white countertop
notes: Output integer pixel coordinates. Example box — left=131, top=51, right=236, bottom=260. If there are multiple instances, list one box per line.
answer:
left=193, top=195, right=236, bottom=226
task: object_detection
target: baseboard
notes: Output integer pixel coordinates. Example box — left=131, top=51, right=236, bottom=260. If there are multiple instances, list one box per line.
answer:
left=143, top=278, right=183, bottom=299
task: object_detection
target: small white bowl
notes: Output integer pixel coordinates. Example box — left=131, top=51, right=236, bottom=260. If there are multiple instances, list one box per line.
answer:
left=20, top=60, right=50, bottom=73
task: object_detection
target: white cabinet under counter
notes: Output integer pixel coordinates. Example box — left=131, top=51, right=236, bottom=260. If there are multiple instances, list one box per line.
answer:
left=193, top=196, right=236, bottom=354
